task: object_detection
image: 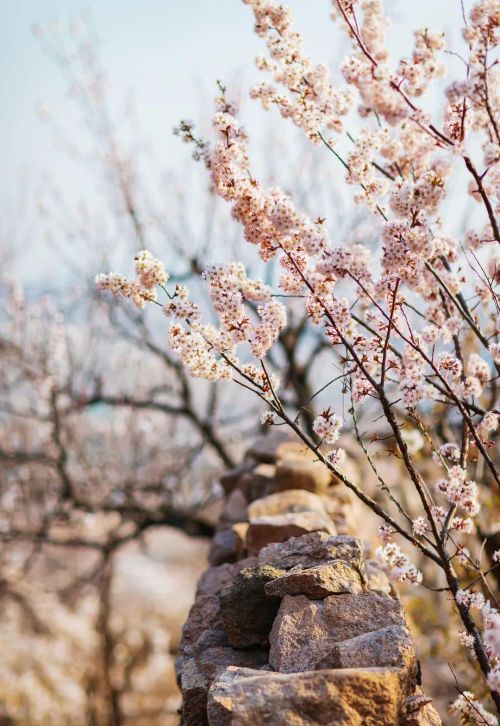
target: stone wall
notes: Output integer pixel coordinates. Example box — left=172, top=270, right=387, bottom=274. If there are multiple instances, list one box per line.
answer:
left=176, top=434, right=442, bottom=725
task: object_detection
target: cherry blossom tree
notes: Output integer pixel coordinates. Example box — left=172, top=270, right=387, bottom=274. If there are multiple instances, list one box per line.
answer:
left=99, top=0, right=500, bottom=719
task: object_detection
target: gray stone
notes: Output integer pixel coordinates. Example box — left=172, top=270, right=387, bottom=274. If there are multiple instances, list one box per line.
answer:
left=209, top=524, right=248, bottom=566
left=221, top=489, right=249, bottom=524
left=322, top=624, right=417, bottom=687
left=258, top=531, right=365, bottom=573
left=196, top=558, right=258, bottom=597
left=264, top=560, right=363, bottom=599
left=269, top=592, right=407, bottom=673
left=219, top=565, right=285, bottom=647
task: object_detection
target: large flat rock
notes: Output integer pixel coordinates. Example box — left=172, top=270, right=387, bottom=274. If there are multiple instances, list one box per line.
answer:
left=258, top=531, right=365, bottom=573
left=207, top=666, right=405, bottom=725
left=323, top=624, right=417, bottom=689
left=265, top=560, right=363, bottom=599
left=269, top=592, right=407, bottom=673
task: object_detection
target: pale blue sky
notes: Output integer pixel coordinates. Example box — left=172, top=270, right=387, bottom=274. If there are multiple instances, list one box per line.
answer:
left=0, top=0, right=469, bottom=282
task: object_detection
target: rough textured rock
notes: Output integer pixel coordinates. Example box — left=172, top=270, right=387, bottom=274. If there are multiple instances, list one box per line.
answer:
left=207, top=667, right=405, bottom=726
left=182, top=648, right=268, bottom=726
left=259, top=531, right=365, bottom=573
left=207, top=666, right=265, bottom=726
left=323, top=624, right=417, bottom=686
left=246, top=513, right=337, bottom=555
left=403, top=689, right=442, bottom=725
left=180, top=595, right=222, bottom=655
left=403, top=703, right=442, bottom=726
left=247, top=489, right=329, bottom=519
left=264, top=560, right=363, bottom=599
left=269, top=592, right=407, bottom=672
left=219, top=565, right=285, bottom=647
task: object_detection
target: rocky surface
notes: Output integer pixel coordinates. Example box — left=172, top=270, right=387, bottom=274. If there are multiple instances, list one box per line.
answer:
left=219, top=565, right=285, bottom=647
left=176, top=434, right=441, bottom=725
left=246, top=511, right=337, bottom=555
left=207, top=667, right=405, bottom=725
left=264, top=560, right=363, bottom=599
left=259, top=531, right=366, bottom=572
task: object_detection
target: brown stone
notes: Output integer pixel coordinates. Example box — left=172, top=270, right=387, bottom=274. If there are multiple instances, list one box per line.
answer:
left=246, top=432, right=292, bottom=463
left=237, top=465, right=276, bottom=501
left=219, top=461, right=256, bottom=495
left=264, top=560, right=363, bottom=599
left=179, top=595, right=222, bottom=655
left=181, top=647, right=268, bottom=726
left=247, top=489, right=329, bottom=519
left=219, top=565, right=285, bottom=647
left=269, top=592, right=407, bottom=673
left=207, top=666, right=265, bottom=726
left=258, top=531, right=365, bottom=573
left=209, top=524, right=248, bottom=566
left=207, top=667, right=405, bottom=726
left=196, top=558, right=258, bottom=597
left=323, top=624, right=417, bottom=687
left=246, top=512, right=336, bottom=556
left=220, top=489, right=249, bottom=524
left=403, top=703, right=442, bottom=726
left=403, top=689, right=442, bottom=725
left=181, top=656, right=209, bottom=726
left=272, top=456, right=331, bottom=494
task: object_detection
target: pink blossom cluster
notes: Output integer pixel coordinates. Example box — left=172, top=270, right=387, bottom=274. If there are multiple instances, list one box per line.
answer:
left=95, top=250, right=168, bottom=309
left=436, top=466, right=480, bottom=518
left=375, top=542, right=423, bottom=585
left=244, top=0, right=353, bottom=142
left=398, top=29, right=446, bottom=98
left=163, top=284, right=202, bottom=322
left=201, top=262, right=286, bottom=358
left=337, top=0, right=409, bottom=125
left=312, top=408, right=342, bottom=444
left=456, top=588, right=486, bottom=610
left=449, top=691, right=497, bottom=725
left=482, top=601, right=500, bottom=692
left=377, top=522, right=396, bottom=542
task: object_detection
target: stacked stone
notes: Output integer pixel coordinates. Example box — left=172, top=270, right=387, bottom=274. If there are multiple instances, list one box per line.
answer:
left=176, top=434, right=441, bottom=725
